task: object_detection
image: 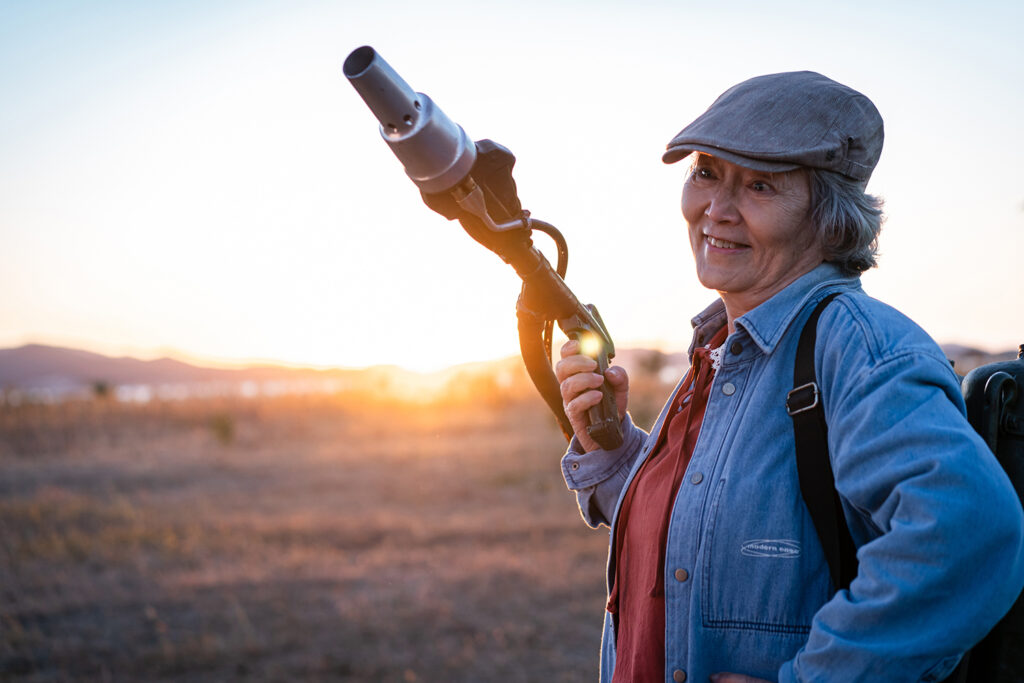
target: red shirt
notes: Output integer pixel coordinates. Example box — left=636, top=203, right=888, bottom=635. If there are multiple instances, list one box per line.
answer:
left=609, top=326, right=726, bottom=683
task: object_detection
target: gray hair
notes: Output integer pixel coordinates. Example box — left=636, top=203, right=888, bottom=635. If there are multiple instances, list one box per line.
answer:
left=807, top=168, right=884, bottom=274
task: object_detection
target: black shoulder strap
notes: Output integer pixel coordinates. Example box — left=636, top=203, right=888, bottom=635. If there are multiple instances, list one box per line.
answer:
left=787, top=292, right=859, bottom=593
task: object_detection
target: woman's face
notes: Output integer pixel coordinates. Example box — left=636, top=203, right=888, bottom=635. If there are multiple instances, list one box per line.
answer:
left=682, top=153, right=824, bottom=317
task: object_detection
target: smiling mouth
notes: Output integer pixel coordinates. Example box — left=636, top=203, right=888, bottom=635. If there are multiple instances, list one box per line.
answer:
left=706, top=235, right=748, bottom=249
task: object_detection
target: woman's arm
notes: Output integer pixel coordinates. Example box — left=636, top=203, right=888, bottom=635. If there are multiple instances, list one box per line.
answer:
left=781, top=336, right=1024, bottom=682
left=561, top=413, right=647, bottom=528
left=556, top=339, right=646, bottom=528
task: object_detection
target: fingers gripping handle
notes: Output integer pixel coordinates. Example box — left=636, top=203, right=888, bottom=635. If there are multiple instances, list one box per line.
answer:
left=564, top=305, right=623, bottom=450
left=583, top=347, right=624, bottom=451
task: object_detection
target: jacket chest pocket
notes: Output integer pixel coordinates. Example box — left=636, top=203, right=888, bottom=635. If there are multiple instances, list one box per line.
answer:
left=699, top=477, right=832, bottom=636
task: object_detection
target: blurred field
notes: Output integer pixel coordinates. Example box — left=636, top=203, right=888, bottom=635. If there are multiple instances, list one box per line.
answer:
left=2, top=339, right=1011, bottom=682
left=0, top=380, right=679, bottom=682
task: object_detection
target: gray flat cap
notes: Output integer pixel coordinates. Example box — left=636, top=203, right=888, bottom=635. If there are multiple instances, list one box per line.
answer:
left=663, top=71, right=884, bottom=182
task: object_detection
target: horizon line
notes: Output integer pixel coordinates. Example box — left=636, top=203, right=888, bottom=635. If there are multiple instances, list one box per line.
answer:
left=2, top=337, right=1017, bottom=377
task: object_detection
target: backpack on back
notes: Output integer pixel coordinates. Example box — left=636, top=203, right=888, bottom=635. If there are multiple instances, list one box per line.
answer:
left=790, top=295, right=1024, bottom=683
left=959, top=349, right=1024, bottom=681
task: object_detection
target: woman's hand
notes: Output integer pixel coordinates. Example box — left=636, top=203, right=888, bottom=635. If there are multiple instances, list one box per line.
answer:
left=710, top=674, right=772, bottom=683
left=555, top=339, right=629, bottom=452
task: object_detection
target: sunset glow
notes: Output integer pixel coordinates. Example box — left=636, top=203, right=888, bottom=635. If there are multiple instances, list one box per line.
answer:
left=1, top=1, right=1021, bottom=372
left=579, top=333, right=603, bottom=359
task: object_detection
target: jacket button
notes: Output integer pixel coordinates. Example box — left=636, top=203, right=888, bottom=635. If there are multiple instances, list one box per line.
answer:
left=674, top=568, right=689, bottom=582
left=730, top=341, right=743, bottom=355
left=571, top=462, right=580, bottom=470
left=690, top=472, right=703, bottom=485
left=721, top=382, right=736, bottom=396
left=673, top=670, right=687, bottom=682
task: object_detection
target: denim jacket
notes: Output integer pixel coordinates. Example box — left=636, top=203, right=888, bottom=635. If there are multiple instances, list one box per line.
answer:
left=561, top=263, right=1024, bottom=683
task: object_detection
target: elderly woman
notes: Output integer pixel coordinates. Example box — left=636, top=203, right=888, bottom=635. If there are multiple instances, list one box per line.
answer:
left=556, top=72, right=1024, bottom=683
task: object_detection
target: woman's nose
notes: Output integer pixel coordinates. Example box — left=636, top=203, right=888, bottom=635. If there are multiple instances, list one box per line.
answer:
left=705, top=187, right=739, bottom=223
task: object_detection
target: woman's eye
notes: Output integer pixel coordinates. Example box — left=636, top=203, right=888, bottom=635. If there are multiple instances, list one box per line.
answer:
left=694, top=166, right=715, bottom=180
left=751, top=180, right=771, bottom=192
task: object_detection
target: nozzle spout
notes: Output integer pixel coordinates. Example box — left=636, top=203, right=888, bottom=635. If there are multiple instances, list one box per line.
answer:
left=343, top=46, right=420, bottom=138
left=344, top=46, right=476, bottom=194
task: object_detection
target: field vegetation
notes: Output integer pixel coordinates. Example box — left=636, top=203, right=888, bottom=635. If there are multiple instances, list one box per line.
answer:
left=2, top=341, right=1014, bottom=681
left=0, top=363, right=678, bottom=682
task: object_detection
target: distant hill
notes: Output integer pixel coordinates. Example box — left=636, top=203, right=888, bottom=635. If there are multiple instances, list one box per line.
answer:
left=0, top=342, right=1016, bottom=403
left=940, top=344, right=1021, bottom=375
left=0, top=344, right=369, bottom=387
left=0, top=344, right=543, bottom=404
left=0, top=345, right=376, bottom=401
left=0, top=344, right=230, bottom=388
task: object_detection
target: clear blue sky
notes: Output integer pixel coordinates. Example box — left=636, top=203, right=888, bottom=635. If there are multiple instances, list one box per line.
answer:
left=1, top=0, right=1021, bottom=370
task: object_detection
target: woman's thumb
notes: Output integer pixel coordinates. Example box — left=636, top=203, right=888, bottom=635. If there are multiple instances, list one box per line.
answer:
left=604, top=366, right=629, bottom=419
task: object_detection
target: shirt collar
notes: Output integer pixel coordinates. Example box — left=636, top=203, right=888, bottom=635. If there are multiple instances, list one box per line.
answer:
left=689, top=262, right=863, bottom=357
left=688, top=299, right=728, bottom=357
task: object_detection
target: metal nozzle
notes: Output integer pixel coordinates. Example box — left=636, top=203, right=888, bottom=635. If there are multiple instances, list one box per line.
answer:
left=344, top=46, right=476, bottom=194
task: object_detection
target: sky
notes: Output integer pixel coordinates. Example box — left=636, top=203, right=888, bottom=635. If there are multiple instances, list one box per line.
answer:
left=1, top=0, right=1022, bottom=372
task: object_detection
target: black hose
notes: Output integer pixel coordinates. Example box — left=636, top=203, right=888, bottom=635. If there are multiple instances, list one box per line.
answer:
left=518, top=305, right=574, bottom=442
left=529, top=219, right=568, bottom=279
left=529, top=218, right=569, bottom=363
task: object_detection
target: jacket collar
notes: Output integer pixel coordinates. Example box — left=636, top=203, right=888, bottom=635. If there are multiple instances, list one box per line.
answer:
left=689, top=262, right=862, bottom=357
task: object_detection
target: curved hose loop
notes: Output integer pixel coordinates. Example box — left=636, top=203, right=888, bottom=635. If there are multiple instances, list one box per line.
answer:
left=527, top=218, right=568, bottom=279
left=518, top=302, right=574, bottom=442
left=525, top=217, right=568, bottom=363
left=514, top=215, right=575, bottom=441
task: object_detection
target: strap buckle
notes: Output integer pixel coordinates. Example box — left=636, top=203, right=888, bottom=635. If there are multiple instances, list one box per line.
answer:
left=786, top=382, right=820, bottom=416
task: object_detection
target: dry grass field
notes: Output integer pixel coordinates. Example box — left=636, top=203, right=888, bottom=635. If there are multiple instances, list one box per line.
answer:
left=2, top=344, right=1010, bottom=682
left=0, top=371, right=688, bottom=683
